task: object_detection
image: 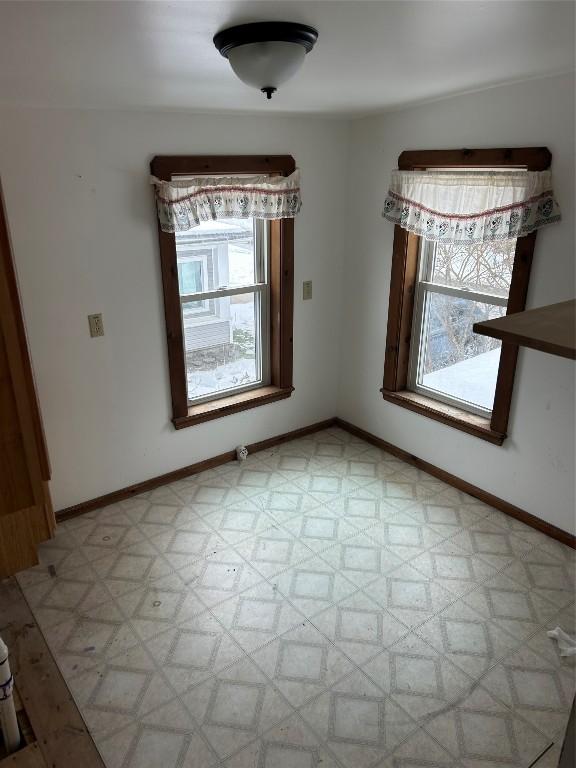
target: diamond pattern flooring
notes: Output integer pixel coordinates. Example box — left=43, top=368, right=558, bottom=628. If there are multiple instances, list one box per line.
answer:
left=14, top=426, right=576, bottom=768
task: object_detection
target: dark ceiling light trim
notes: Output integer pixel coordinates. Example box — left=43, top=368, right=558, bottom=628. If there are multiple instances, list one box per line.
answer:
left=213, top=22, right=318, bottom=58
left=213, top=21, right=319, bottom=99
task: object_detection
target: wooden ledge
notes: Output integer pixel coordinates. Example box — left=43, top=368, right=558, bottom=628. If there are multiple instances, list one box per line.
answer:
left=474, top=299, right=576, bottom=360
left=173, top=385, right=294, bottom=429
left=381, top=389, right=506, bottom=445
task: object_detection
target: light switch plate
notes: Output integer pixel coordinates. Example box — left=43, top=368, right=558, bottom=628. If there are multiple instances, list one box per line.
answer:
left=88, top=313, right=104, bottom=338
left=303, top=280, right=313, bottom=300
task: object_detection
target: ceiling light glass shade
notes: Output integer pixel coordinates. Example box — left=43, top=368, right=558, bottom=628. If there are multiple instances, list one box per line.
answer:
left=227, top=41, right=306, bottom=91
left=213, top=22, right=318, bottom=99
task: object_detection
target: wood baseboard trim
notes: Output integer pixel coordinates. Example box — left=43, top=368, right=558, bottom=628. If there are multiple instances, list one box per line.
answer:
left=56, top=414, right=574, bottom=550
left=56, top=418, right=337, bottom=522
left=334, top=417, right=575, bottom=549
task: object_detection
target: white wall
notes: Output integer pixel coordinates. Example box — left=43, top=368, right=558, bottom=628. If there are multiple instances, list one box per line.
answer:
left=0, top=108, right=349, bottom=509
left=2, top=74, right=574, bottom=535
left=338, top=74, right=576, bottom=535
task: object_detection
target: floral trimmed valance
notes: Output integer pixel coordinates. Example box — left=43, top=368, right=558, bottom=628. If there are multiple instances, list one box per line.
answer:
left=382, top=169, right=561, bottom=243
left=151, top=170, right=301, bottom=233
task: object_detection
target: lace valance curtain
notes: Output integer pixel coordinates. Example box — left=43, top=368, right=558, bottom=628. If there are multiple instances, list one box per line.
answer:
left=382, top=170, right=561, bottom=243
left=151, top=170, right=301, bottom=233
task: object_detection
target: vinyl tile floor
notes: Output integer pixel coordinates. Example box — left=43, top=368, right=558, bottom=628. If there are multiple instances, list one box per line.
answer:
left=14, top=426, right=576, bottom=768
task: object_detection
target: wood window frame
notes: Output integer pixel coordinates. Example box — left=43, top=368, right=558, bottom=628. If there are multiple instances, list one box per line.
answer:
left=381, top=147, right=552, bottom=446
left=151, top=155, right=295, bottom=430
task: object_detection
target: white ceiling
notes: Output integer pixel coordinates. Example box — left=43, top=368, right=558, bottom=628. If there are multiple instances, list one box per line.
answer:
left=0, top=1, right=573, bottom=116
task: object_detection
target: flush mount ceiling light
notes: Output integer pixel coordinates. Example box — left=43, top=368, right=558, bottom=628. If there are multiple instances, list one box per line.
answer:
left=213, top=21, right=318, bottom=99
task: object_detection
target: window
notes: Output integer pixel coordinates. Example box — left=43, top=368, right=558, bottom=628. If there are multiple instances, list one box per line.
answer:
left=151, top=156, right=295, bottom=429
left=176, top=218, right=269, bottom=404
left=382, top=147, right=551, bottom=445
left=408, top=236, right=515, bottom=415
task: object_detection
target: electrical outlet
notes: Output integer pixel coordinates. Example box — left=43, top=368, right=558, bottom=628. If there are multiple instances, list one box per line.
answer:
left=303, top=280, right=313, bottom=300
left=88, top=313, right=104, bottom=338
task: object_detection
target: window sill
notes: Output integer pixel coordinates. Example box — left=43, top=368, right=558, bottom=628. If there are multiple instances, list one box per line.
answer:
left=380, top=388, right=506, bottom=445
left=173, top=385, right=294, bottom=429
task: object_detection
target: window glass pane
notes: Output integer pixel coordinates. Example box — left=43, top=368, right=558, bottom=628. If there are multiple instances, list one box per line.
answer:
left=418, top=292, right=505, bottom=411
left=183, top=291, right=260, bottom=402
left=177, top=261, right=202, bottom=294
left=177, top=261, right=203, bottom=308
left=175, top=218, right=256, bottom=293
left=428, top=239, right=516, bottom=297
